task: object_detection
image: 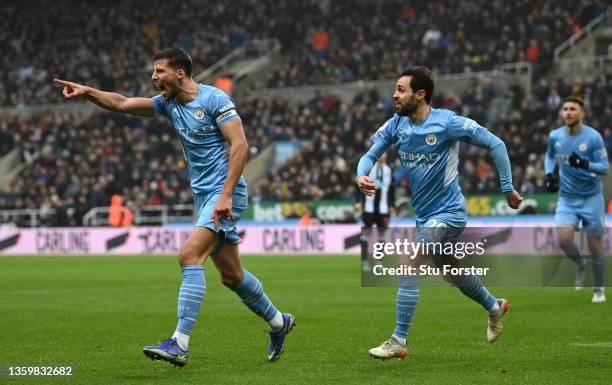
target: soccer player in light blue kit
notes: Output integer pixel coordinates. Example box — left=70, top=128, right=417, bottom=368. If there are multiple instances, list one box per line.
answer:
left=54, top=48, right=295, bottom=366
left=544, top=96, right=608, bottom=303
left=356, top=67, right=523, bottom=359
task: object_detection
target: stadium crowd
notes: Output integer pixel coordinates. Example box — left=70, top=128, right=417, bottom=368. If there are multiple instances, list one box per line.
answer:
left=0, top=0, right=610, bottom=225
left=258, top=0, right=607, bottom=87
left=1, top=0, right=607, bottom=107
left=0, top=0, right=314, bottom=107
left=7, top=68, right=609, bottom=217
left=0, top=112, right=187, bottom=225
left=0, top=79, right=497, bottom=219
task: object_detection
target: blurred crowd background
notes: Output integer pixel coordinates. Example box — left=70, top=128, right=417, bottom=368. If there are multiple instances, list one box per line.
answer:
left=1, top=0, right=610, bottom=226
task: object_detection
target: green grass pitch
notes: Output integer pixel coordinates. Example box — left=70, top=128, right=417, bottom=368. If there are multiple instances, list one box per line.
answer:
left=1, top=255, right=611, bottom=384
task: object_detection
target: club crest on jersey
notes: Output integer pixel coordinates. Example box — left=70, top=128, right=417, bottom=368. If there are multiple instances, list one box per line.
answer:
left=578, top=143, right=587, bottom=152
left=194, top=107, right=205, bottom=120
left=425, top=134, right=437, bottom=145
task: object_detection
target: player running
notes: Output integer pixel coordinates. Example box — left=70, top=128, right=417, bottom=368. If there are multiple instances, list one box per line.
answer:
left=54, top=48, right=295, bottom=366
left=356, top=66, right=522, bottom=360
left=544, top=96, right=608, bottom=303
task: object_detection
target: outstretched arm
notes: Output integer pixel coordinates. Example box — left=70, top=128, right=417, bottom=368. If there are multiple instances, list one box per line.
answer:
left=448, top=116, right=522, bottom=209
left=473, top=132, right=523, bottom=208
left=54, top=79, right=153, bottom=117
left=475, top=132, right=514, bottom=193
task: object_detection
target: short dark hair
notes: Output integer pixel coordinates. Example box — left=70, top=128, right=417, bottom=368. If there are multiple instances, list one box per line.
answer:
left=562, top=96, right=585, bottom=109
left=399, top=66, right=435, bottom=104
left=153, top=48, right=193, bottom=77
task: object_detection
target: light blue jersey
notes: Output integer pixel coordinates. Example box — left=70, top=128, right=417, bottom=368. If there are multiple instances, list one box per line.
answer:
left=357, top=108, right=513, bottom=228
left=152, top=84, right=247, bottom=195
left=545, top=125, right=608, bottom=198
left=545, top=124, right=608, bottom=235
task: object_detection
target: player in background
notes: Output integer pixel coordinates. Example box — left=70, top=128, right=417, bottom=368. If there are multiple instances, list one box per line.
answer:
left=356, top=66, right=522, bottom=360
left=54, top=48, right=295, bottom=366
left=545, top=97, right=608, bottom=303
left=358, top=153, right=395, bottom=272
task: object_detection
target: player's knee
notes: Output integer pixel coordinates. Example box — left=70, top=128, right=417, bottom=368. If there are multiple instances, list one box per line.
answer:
left=178, top=244, right=200, bottom=265
left=588, top=238, right=603, bottom=255
left=557, top=235, right=574, bottom=249
left=220, top=270, right=244, bottom=288
left=589, top=244, right=603, bottom=256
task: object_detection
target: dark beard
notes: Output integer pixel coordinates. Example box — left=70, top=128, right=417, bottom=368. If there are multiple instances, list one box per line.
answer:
left=396, top=102, right=417, bottom=116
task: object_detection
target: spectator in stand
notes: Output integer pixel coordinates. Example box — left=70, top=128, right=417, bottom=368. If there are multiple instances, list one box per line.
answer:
left=298, top=208, right=318, bottom=226
left=214, top=75, right=234, bottom=96
left=108, top=194, right=134, bottom=227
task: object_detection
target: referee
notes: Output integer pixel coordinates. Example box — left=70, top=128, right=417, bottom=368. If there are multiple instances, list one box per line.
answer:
left=359, top=153, right=395, bottom=271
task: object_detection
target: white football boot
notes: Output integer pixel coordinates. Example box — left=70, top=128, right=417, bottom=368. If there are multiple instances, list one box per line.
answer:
left=487, top=298, right=509, bottom=343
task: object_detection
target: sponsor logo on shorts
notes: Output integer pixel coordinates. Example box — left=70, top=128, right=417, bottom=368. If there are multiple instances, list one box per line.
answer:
left=424, top=219, right=448, bottom=228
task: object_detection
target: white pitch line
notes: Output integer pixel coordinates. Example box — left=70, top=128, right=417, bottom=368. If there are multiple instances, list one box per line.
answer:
left=571, top=342, right=612, bottom=348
